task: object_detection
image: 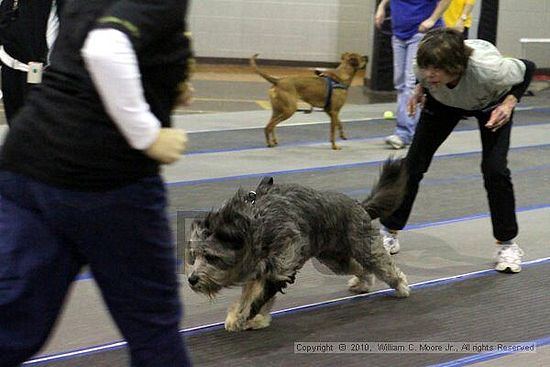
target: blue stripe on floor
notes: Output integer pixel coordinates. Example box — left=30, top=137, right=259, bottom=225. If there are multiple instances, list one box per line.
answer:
left=166, top=143, right=550, bottom=188
left=425, top=335, right=550, bottom=367
left=184, top=120, right=550, bottom=156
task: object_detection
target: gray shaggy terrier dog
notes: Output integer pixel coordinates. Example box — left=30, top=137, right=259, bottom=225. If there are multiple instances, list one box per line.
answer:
left=186, top=158, right=410, bottom=332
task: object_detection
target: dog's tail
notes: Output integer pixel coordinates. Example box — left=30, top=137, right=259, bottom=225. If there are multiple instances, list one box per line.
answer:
left=250, top=54, right=280, bottom=85
left=361, top=157, right=408, bottom=220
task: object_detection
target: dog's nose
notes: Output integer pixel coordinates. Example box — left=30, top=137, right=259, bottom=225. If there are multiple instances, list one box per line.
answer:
left=188, top=274, right=200, bottom=286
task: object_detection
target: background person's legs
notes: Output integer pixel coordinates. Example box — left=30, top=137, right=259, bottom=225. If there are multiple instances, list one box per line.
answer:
left=476, top=110, right=523, bottom=272
left=476, top=112, right=518, bottom=241
left=381, top=96, right=462, bottom=230
left=388, top=33, right=423, bottom=148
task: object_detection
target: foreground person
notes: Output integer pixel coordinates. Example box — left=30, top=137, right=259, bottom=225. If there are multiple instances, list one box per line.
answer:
left=0, top=1, right=193, bottom=366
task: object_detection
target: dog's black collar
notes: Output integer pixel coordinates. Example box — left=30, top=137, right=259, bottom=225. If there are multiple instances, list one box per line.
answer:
left=246, top=191, right=257, bottom=205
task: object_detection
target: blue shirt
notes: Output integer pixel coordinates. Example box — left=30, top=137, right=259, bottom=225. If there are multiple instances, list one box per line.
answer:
left=390, top=0, right=444, bottom=40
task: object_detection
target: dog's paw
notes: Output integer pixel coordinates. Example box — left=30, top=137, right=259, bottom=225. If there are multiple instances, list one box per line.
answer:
left=225, top=305, right=247, bottom=332
left=347, top=275, right=372, bottom=294
left=225, top=313, right=246, bottom=332
left=331, top=144, right=342, bottom=150
left=394, top=271, right=410, bottom=298
left=246, top=313, right=272, bottom=330
left=395, top=283, right=410, bottom=298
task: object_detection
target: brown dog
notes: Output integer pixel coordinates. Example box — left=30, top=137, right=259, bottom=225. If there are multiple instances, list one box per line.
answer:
left=250, top=53, right=368, bottom=150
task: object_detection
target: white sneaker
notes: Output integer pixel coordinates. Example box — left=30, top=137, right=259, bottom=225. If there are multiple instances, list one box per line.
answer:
left=382, top=229, right=400, bottom=254
left=494, top=243, right=524, bottom=273
left=384, top=135, right=405, bottom=150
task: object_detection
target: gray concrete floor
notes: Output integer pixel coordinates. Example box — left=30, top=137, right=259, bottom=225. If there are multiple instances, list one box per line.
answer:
left=4, top=73, right=550, bottom=366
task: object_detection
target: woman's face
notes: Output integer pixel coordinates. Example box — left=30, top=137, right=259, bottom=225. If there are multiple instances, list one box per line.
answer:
left=420, top=66, right=459, bottom=88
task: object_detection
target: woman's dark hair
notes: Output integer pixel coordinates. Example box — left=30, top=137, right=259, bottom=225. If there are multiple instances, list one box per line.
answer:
left=417, top=28, right=473, bottom=76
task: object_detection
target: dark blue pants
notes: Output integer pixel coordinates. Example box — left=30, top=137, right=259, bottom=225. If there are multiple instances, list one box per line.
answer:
left=0, top=171, right=191, bottom=367
left=381, top=93, right=518, bottom=242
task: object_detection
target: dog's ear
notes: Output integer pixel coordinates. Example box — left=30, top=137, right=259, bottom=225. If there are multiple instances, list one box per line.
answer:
left=359, top=55, right=368, bottom=69
left=215, top=211, right=250, bottom=250
left=213, top=191, right=253, bottom=250
left=343, top=53, right=367, bottom=69
left=203, top=212, right=214, bottom=230
left=257, top=176, right=273, bottom=189
left=255, top=176, right=274, bottom=196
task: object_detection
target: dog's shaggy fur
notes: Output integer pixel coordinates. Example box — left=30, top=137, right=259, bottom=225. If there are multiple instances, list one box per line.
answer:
left=186, top=158, right=409, bottom=332
left=250, top=52, right=368, bottom=150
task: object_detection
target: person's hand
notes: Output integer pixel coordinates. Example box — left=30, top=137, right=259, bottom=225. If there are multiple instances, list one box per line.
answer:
left=375, top=7, right=386, bottom=29
left=407, top=85, right=426, bottom=116
left=485, top=96, right=517, bottom=132
left=175, top=82, right=194, bottom=107
left=453, top=19, right=465, bottom=33
left=145, top=128, right=187, bottom=164
left=418, top=18, right=436, bottom=33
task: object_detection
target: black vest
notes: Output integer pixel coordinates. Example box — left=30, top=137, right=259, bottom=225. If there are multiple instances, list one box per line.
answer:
left=0, top=0, right=192, bottom=191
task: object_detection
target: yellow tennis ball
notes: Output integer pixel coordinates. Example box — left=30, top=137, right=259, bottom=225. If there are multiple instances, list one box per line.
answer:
left=383, top=111, right=394, bottom=119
